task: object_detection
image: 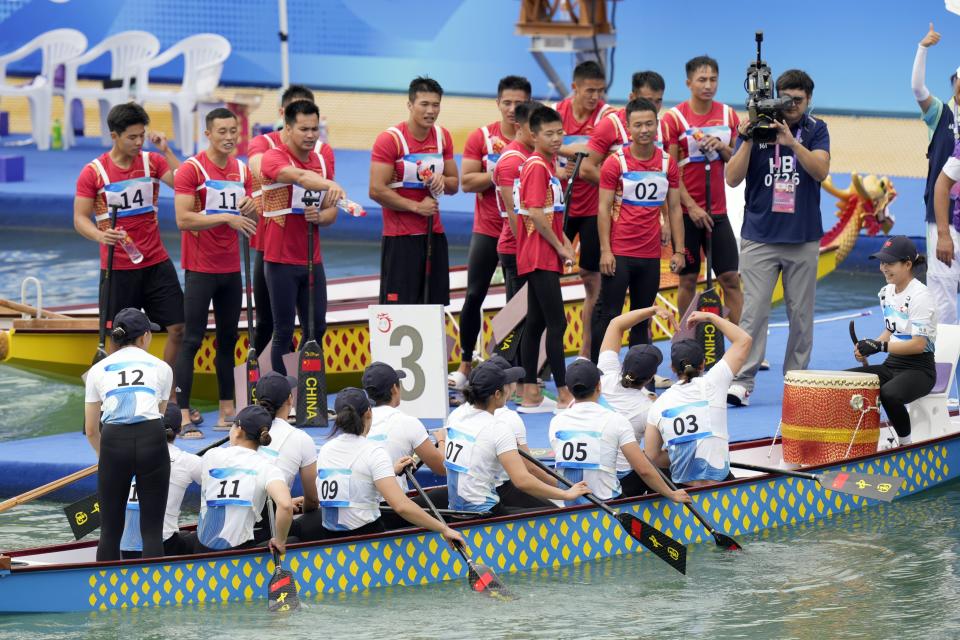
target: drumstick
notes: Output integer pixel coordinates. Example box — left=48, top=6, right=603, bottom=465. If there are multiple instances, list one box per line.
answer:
left=849, top=320, right=866, bottom=364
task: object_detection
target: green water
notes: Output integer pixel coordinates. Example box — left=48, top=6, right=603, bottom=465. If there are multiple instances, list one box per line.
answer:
left=4, top=230, right=953, bottom=637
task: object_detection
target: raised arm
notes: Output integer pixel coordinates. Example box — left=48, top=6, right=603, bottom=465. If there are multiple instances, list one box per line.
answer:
left=686, top=310, right=752, bottom=376
left=914, top=23, right=941, bottom=113
left=600, top=306, right=675, bottom=354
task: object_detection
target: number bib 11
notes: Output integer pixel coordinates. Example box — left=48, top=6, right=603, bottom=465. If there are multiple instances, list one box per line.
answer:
left=204, top=467, right=258, bottom=507
left=125, top=480, right=139, bottom=511
left=203, top=180, right=246, bottom=215
left=660, top=399, right=714, bottom=446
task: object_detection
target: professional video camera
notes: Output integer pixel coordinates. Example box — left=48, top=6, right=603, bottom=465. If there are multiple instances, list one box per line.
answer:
left=744, top=31, right=796, bottom=144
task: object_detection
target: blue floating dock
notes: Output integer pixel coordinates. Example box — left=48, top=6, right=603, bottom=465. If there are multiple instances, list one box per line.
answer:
left=0, top=307, right=882, bottom=501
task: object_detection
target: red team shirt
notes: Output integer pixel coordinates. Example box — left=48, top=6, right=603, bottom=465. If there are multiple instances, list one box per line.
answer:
left=599, top=148, right=679, bottom=258
left=493, top=139, right=532, bottom=255
left=75, top=151, right=170, bottom=270
left=517, top=152, right=564, bottom=275
left=174, top=151, right=253, bottom=273
left=462, top=121, right=511, bottom=238
left=554, top=97, right=612, bottom=219
left=247, top=130, right=284, bottom=251
left=588, top=108, right=669, bottom=157
left=370, top=122, right=454, bottom=236
left=259, top=143, right=335, bottom=265
left=662, top=101, right=739, bottom=215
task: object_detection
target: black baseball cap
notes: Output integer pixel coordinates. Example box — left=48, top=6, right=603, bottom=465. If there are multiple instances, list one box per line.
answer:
left=255, top=372, right=296, bottom=408
left=235, top=405, right=272, bottom=438
left=566, top=359, right=601, bottom=395
left=334, top=387, right=371, bottom=415
left=485, top=354, right=513, bottom=370
left=468, top=361, right=524, bottom=396
left=671, top=339, right=705, bottom=371
left=622, top=344, right=663, bottom=381
left=361, top=361, right=406, bottom=396
left=163, top=402, right=182, bottom=434
left=870, top=236, right=920, bottom=264
left=112, top=308, right=160, bottom=339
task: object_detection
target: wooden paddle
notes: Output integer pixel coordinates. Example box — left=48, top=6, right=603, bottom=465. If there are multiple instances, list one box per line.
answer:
left=296, top=195, right=327, bottom=427
left=651, top=465, right=742, bottom=551
left=519, top=450, right=688, bottom=574
left=403, top=467, right=515, bottom=599
left=93, top=205, right=120, bottom=364
left=0, top=464, right=98, bottom=514
left=266, top=499, right=300, bottom=612
left=730, top=461, right=903, bottom=503
left=241, top=234, right=259, bottom=406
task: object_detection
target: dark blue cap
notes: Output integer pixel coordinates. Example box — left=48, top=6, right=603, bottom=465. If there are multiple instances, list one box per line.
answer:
left=163, top=403, right=181, bottom=434
left=870, top=236, right=920, bottom=264
left=671, top=339, right=705, bottom=371
left=112, top=307, right=160, bottom=339
left=236, top=405, right=272, bottom=438
left=334, top=387, right=371, bottom=415
left=255, top=372, right=296, bottom=409
left=622, top=344, right=663, bottom=381
left=362, top=361, right=406, bottom=396
left=468, top=361, right=524, bottom=396
left=566, top=359, right=601, bottom=395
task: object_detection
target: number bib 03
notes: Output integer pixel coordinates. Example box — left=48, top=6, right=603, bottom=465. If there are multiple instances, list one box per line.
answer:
left=659, top=400, right=713, bottom=446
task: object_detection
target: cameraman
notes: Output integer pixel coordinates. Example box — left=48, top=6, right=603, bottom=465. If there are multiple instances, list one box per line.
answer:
left=724, top=70, right=830, bottom=407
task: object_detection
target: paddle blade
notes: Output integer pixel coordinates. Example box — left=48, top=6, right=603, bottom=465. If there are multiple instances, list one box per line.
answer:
left=495, top=325, right=523, bottom=362
left=696, top=287, right=724, bottom=370
left=268, top=558, right=300, bottom=612
left=616, top=513, right=687, bottom=575
left=64, top=493, right=101, bottom=540
left=711, top=530, right=743, bottom=552
left=296, top=339, right=327, bottom=427
left=819, top=470, right=903, bottom=503
left=465, top=558, right=515, bottom=600
left=245, top=348, right=259, bottom=406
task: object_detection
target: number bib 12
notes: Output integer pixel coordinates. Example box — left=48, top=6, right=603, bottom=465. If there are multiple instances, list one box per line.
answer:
left=204, top=467, right=258, bottom=507
left=660, top=399, right=714, bottom=446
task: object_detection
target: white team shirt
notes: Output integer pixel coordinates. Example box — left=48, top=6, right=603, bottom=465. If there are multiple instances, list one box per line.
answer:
left=317, top=433, right=395, bottom=531
left=258, top=418, right=318, bottom=488
left=119, top=443, right=202, bottom=551
left=598, top=350, right=654, bottom=441
left=197, top=446, right=285, bottom=550
left=647, top=360, right=734, bottom=484
left=368, top=405, right=431, bottom=491
left=879, top=279, right=937, bottom=352
left=549, top=401, right=635, bottom=504
left=943, top=155, right=960, bottom=181
left=84, top=346, right=173, bottom=424
left=444, top=406, right=518, bottom=512
left=449, top=402, right=527, bottom=484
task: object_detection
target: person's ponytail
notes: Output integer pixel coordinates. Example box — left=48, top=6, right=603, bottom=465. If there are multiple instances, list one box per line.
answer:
left=258, top=396, right=280, bottom=418
left=329, top=404, right=365, bottom=438
left=111, top=325, right=137, bottom=347
left=257, top=428, right=272, bottom=447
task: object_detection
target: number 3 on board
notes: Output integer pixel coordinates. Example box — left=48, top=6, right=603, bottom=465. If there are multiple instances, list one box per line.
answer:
left=368, top=305, right=448, bottom=421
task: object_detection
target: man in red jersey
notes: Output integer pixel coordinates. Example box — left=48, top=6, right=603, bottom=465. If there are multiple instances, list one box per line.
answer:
left=593, top=98, right=683, bottom=361
left=370, top=76, right=459, bottom=305
left=554, top=60, right=614, bottom=359
left=260, top=100, right=345, bottom=376
left=74, top=103, right=184, bottom=392
left=246, top=84, right=316, bottom=358
left=663, top=56, right=742, bottom=323
left=451, top=76, right=532, bottom=387
left=516, top=106, right=576, bottom=413
left=174, top=108, right=256, bottom=430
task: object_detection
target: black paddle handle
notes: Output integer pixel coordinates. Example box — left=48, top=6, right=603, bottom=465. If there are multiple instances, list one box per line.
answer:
left=652, top=465, right=716, bottom=534
left=704, top=160, right=713, bottom=289
left=196, top=435, right=230, bottom=457
left=403, top=466, right=469, bottom=564
left=424, top=215, right=434, bottom=304
left=98, top=205, right=120, bottom=349
left=517, top=449, right=615, bottom=518
left=302, top=196, right=320, bottom=341
left=266, top=497, right=281, bottom=567
left=561, top=151, right=588, bottom=231
left=241, top=234, right=257, bottom=350
left=730, top=461, right=816, bottom=482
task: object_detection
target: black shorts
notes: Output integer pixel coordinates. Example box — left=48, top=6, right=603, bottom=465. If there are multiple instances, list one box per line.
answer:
left=679, top=214, right=739, bottom=277
left=379, top=233, right=450, bottom=305
left=565, top=216, right=600, bottom=272
left=100, top=259, right=184, bottom=328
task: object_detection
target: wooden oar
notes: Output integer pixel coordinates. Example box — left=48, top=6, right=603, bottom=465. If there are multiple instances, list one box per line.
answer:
left=730, top=461, right=903, bottom=503
left=0, top=464, right=98, bottom=514
left=93, top=205, right=120, bottom=364
left=403, top=467, right=515, bottom=599
left=519, top=450, right=688, bottom=574
left=651, top=465, right=742, bottom=551
left=266, top=499, right=300, bottom=612
left=0, top=298, right=70, bottom=319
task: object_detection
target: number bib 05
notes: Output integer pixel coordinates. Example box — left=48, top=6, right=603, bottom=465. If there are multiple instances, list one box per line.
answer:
left=553, top=429, right=617, bottom=473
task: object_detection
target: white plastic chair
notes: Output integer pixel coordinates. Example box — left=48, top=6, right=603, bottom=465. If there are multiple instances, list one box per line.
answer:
left=60, top=31, right=160, bottom=149
left=0, top=28, right=87, bottom=150
left=906, top=323, right=960, bottom=441
left=134, top=34, right=231, bottom=155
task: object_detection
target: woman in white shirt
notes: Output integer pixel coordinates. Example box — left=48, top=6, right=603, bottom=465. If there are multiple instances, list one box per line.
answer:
left=194, top=405, right=294, bottom=554
left=645, top=311, right=751, bottom=486
left=298, top=388, right=465, bottom=547
left=254, top=372, right=319, bottom=540
left=849, top=236, right=937, bottom=445
left=84, top=308, right=174, bottom=561
left=446, top=362, right=590, bottom=515
left=120, top=403, right=201, bottom=558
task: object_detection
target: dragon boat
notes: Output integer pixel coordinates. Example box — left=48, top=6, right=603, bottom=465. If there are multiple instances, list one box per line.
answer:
left=0, top=421, right=954, bottom=614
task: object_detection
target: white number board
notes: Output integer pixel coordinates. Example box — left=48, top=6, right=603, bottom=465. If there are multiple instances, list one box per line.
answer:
left=368, top=305, right=448, bottom=420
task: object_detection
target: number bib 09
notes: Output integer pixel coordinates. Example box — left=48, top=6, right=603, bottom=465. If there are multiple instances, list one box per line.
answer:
left=316, top=466, right=379, bottom=509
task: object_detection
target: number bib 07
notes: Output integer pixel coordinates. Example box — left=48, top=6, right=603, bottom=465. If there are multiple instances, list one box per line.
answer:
left=204, top=467, right=258, bottom=507
left=660, top=400, right=714, bottom=446
left=443, top=426, right=477, bottom=474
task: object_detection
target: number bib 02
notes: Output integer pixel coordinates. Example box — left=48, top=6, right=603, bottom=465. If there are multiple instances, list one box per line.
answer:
left=291, top=184, right=326, bottom=214
left=204, top=467, right=259, bottom=507
left=659, top=400, right=713, bottom=446
left=621, top=171, right=668, bottom=207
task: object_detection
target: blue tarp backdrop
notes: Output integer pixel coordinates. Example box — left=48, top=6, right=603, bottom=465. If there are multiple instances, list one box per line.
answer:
left=0, top=0, right=956, bottom=113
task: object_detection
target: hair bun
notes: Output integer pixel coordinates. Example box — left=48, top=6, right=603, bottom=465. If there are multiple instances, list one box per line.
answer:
left=258, top=429, right=272, bottom=447
left=111, top=326, right=126, bottom=339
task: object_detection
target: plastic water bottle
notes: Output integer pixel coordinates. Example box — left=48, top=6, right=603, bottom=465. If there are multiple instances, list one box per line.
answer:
left=118, top=231, right=144, bottom=264
left=692, top=128, right=719, bottom=162
left=51, top=119, right=63, bottom=150
left=318, top=116, right=329, bottom=144
left=417, top=160, right=442, bottom=197
left=337, top=198, right=366, bottom=217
